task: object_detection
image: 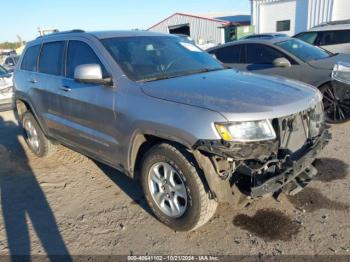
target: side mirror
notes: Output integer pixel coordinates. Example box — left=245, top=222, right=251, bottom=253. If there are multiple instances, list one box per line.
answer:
left=273, top=57, right=291, bottom=68
left=74, top=64, right=112, bottom=86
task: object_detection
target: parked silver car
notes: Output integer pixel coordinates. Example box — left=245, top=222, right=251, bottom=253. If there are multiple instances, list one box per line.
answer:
left=294, top=20, right=350, bottom=54
left=2, top=55, right=19, bottom=72
left=0, top=65, right=14, bottom=111
left=14, top=30, right=329, bottom=231
left=208, top=37, right=350, bottom=123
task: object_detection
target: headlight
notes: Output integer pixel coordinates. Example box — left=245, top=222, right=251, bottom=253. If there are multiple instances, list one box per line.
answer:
left=215, top=120, right=276, bottom=142
left=332, top=62, right=350, bottom=85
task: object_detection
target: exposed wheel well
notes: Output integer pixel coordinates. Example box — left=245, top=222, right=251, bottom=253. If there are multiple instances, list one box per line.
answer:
left=15, top=99, right=31, bottom=122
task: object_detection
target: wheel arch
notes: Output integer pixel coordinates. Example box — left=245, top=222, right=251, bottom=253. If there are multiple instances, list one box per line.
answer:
left=15, top=98, right=50, bottom=136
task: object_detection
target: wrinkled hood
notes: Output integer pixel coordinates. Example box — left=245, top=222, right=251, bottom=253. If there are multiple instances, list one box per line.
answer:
left=141, top=70, right=322, bottom=121
left=308, top=53, right=350, bottom=70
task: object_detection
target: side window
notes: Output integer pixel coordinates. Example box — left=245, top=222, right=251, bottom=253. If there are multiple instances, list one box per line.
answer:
left=295, top=32, right=318, bottom=45
left=245, top=44, right=286, bottom=64
left=319, top=30, right=350, bottom=45
left=21, top=45, right=41, bottom=71
left=214, top=45, right=242, bottom=64
left=38, top=41, right=65, bottom=76
left=66, top=41, right=107, bottom=79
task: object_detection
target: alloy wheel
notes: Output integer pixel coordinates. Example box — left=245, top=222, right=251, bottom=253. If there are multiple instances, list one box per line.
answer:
left=148, top=162, right=188, bottom=218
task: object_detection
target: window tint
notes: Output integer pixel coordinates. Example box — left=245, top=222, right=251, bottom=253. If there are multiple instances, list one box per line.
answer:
left=319, top=30, right=350, bottom=46
left=295, top=32, right=318, bottom=45
left=39, top=41, right=65, bottom=75
left=21, top=45, right=41, bottom=71
left=276, top=20, right=290, bottom=32
left=66, top=41, right=107, bottom=79
left=245, top=44, right=285, bottom=64
left=214, top=45, right=242, bottom=63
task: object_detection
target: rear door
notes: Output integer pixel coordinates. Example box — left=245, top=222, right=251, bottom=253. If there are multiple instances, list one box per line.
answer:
left=33, top=41, right=66, bottom=137
left=57, top=40, right=118, bottom=164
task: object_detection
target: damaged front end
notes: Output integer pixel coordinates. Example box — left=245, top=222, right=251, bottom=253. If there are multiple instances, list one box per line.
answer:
left=193, top=102, right=331, bottom=201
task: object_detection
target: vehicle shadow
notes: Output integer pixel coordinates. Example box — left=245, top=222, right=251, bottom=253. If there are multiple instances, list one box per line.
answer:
left=0, top=115, right=71, bottom=259
left=94, top=161, right=153, bottom=215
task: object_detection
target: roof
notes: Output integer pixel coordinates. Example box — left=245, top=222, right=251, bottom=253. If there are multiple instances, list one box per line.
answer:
left=148, top=13, right=251, bottom=30
left=309, top=20, right=350, bottom=31
left=241, top=33, right=288, bottom=39
left=34, top=30, right=171, bottom=41
left=90, top=30, right=171, bottom=39
left=207, top=36, right=292, bottom=52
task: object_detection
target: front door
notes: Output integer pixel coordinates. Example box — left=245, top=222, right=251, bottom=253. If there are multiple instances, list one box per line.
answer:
left=56, top=40, right=119, bottom=165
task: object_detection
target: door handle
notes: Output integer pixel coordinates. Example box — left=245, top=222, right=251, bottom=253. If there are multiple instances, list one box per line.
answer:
left=28, top=79, right=38, bottom=84
left=60, top=86, right=72, bottom=92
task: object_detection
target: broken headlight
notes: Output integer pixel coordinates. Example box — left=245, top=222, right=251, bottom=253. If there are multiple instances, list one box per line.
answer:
left=332, top=62, right=350, bottom=85
left=215, top=120, right=276, bottom=142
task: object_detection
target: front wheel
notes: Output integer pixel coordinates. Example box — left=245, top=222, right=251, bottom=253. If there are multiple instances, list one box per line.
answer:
left=320, top=83, right=350, bottom=124
left=140, top=143, right=218, bottom=231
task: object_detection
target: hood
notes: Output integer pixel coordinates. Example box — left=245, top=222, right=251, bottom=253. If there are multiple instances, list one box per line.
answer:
left=308, top=53, right=350, bottom=70
left=0, top=73, right=13, bottom=90
left=141, top=70, right=322, bottom=121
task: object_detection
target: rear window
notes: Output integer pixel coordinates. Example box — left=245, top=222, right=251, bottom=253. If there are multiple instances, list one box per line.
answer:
left=213, top=45, right=242, bottom=64
left=21, top=45, right=41, bottom=71
left=39, top=41, right=65, bottom=76
left=319, top=30, right=350, bottom=45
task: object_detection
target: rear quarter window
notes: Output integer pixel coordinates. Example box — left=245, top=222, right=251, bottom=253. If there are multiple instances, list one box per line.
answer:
left=319, top=30, right=350, bottom=45
left=21, top=45, right=41, bottom=71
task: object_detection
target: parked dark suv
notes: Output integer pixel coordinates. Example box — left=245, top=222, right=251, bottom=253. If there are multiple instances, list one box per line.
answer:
left=14, top=30, right=329, bottom=231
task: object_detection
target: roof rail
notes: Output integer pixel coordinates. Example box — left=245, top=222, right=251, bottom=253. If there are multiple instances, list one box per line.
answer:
left=314, top=19, right=350, bottom=28
left=37, top=29, right=85, bottom=39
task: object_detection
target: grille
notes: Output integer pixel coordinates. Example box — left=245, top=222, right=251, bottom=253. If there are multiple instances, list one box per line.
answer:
left=277, top=102, right=324, bottom=153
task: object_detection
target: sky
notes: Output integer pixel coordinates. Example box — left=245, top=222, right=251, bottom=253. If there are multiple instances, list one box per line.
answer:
left=1, top=0, right=250, bottom=42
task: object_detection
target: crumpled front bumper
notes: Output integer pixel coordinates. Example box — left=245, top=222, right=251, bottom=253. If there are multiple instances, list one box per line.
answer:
left=250, top=129, right=331, bottom=198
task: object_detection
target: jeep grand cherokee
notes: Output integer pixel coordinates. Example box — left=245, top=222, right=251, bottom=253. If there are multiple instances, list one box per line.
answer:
left=14, top=30, right=329, bottom=231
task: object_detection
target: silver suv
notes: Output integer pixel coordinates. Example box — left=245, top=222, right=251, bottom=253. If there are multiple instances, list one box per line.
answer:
left=14, top=30, right=329, bottom=231
left=294, top=20, right=350, bottom=54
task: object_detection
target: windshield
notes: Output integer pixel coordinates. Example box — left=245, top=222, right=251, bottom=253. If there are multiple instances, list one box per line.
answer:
left=101, top=36, right=224, bottom=81
left=275, top=38, right=331, bottom=62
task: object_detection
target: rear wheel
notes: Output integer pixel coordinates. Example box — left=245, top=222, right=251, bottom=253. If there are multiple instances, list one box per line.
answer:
left=320, top=83, right=350, bottom=124
left=140, top=143, right=218, bottom=231
left=22, top=112, right=56, bottom=157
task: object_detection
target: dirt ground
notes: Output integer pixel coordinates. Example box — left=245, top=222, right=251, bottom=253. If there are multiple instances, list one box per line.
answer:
left=0, top=110, right=349, bottom=256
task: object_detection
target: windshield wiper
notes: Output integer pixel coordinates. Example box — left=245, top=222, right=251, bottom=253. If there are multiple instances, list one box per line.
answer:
left=140, top=67, right=226, bottom=82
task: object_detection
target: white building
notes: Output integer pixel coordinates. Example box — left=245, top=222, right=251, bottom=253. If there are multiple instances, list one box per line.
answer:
left=251, top=0, right=350, bottom=36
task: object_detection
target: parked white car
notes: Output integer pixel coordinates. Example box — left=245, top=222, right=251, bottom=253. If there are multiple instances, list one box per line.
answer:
left=294, top=20, right=350, bottom=54
left=0, top=65, right=14, bottom=111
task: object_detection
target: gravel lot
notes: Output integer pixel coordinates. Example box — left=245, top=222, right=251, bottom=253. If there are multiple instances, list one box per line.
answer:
left=0, top=110, right=349, bottom=256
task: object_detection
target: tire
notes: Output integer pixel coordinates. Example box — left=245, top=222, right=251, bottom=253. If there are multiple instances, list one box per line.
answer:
left=22, top=111, right=56, bottom=157
left=140, top=143, right=218, bottom=231
left=319, top=83, right=350, bottom=124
